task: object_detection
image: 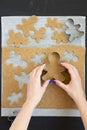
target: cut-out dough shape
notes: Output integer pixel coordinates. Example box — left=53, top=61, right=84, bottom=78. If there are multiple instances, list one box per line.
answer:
left=32, top=28, right=46, bottom=43
left=62, top=69, right=71, bottom=84
left=7, top=30, right=29, bottom=47
left=52, top=31, right=68, bottom=43
left=46, top=18, right=62, bottom=30
left=65, top=19, right=84, bottom=42
left=42, top=52, right=65, bottom=81
left=7, top=92, right=23, bottom=105
left=14, top=72, right=30, bottom=88
left=62, top=50, right=78, bottom=62
left=30, top=53, right=45, bottom=65
left=6, top=51, right=28, bottom=69
left=17, top=15, right=38, bottom=36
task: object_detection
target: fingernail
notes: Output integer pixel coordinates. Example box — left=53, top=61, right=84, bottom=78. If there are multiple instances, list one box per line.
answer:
left=60, top=61, right=64, bottom=64
left=49, top=80, right=56, bottom=84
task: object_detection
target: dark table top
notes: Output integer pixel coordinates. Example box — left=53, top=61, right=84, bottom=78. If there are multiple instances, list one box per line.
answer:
left=0, top=0, right=87, bottom=130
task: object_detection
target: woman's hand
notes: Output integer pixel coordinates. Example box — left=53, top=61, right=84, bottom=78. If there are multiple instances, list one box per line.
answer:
left=9, top=64, right=49, bottom=130
left=56, top=62, right=87, bottom=130
left=55, top=62, right=85, bottom=104
left=25, top=64, right=49, bottom=108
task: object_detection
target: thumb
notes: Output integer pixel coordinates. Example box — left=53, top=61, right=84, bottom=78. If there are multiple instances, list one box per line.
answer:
left=42, top=80, right=49, bottom=90
left=55, top=80, right=67, bottom=91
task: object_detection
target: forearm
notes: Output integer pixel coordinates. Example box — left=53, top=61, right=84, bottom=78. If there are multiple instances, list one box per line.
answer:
left=9, top=101, right=35, bottom=130
left=75, top=97, right=87, bottom=130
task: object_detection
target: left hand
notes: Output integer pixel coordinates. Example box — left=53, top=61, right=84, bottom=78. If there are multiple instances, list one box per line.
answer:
left=25, top=64, right=49, bottom=108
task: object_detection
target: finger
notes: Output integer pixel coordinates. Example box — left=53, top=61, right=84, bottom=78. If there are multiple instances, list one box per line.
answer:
left=30, top=64, right=43, bottom=77
left=72, top=66, right=80, bottom=77
left=42, top=80, right=49, bottom=90
left=60, top=62, right=75, bottom=78
left=60, top=62, right=74, bottom=69
left=36, top=64, right=46, bottom=77
left=33, top=65, right=42, bottom=72
left=29, top=71, right=35, bottom=78
left=37, top=63, right=46, bottom=71
left=61, top=62, right=81, bottom=79
left=55, top=80, right=67, bottom=92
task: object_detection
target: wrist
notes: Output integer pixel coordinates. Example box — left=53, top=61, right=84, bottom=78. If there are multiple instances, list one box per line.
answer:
left=74, top=96, right=86, bottom=108
left=24, top=99, right=36, bottom=109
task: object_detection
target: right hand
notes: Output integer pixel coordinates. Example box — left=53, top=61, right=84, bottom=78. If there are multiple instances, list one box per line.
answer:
left=55, top=62, right=85, bottom=104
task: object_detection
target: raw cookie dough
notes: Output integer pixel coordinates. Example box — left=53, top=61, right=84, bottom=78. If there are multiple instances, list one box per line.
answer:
left=42, top=52, right=65, bottom=81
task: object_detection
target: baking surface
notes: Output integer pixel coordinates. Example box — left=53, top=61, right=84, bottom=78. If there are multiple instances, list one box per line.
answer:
left=2, top=16, right=85, bottom=47
left=2, top=46, right=85, bottom=108
left=1, top=16, right=86, bottom=116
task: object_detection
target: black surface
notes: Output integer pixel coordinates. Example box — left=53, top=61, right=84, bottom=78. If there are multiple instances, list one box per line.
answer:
left=0, top=0, right=87, bottom=130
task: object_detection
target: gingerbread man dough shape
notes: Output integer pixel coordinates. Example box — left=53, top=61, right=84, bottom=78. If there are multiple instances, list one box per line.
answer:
left=7, top=30, right=29, bottom=47
left=42, top=52, right=65, bottom=81
left=17, top=15, right=38, bottom=37
left=46, top=18, right=62, bottom=30
left=52, top=31, right=68, bottom=43
left=32, top=27, right=46, bottom=43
